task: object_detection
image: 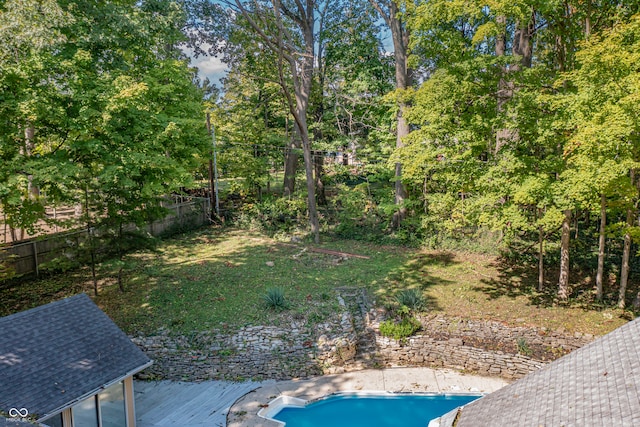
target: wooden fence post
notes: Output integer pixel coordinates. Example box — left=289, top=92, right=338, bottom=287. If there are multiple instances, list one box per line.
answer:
left=33, top=241, right=39, bottom=277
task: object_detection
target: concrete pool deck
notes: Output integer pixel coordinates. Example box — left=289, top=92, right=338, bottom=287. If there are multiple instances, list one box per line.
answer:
left=227, top=367, right=510, bottom=426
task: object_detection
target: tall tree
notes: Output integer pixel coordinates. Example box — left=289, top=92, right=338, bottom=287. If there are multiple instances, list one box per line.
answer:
left=557, top=13, right=640, bottom=303
left=1, top=0, right=209, bottom=288
left=0, top=0, right=71, bottom=239
left=557, top=208, right=572, bottom=299
left=317, top=0, right=395, bottom=171
left=228, top=0, right=325, bottom=243
left=370, top=0, right=412, bottom=228
left=213, top=69, right=290, bottom=199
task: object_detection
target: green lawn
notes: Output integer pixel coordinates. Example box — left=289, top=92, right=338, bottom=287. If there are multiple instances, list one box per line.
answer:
left=0, top=227, right=630, bottom=337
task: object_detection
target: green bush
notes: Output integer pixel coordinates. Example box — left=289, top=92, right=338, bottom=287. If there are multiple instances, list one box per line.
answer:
left=39, top=254, right=80, bottom=274
left=263, top=287, right=288, bottom=311
left=331, top=183, right=388, bottom=241
left=236, top=196, right=307, bottom=235
left=0, top=253, right=18, bottom=281
left=379, top=316, right=421, bottom=341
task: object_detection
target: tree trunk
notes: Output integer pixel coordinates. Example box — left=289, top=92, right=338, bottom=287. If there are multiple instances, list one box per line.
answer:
left=512, top=11, right=535, bottom=69
left=298, top=117, right=320, bottom=243
left=299, top=128, right=320, bottom=244
left=558, top=209, right=572, bottom=299
left=556, top=32, right=567, bottom=72
left=281, top=0, right=320, bottom=243
left=370, top=0, right=410, bottom=228
left=117, top=222, right=125, bottom=292
left=495, top=12, right=535, bottom=154
left=206, top=113, right=217, bottom=219
left=622, top=169, right=637, bottom=308
left=538, top=208, right=544, bottom=292
left=495, top=15, right=506, bottom=58
left=495, top=15, right=509, bottom=155
left=392, top=161, right=407, bottom=228
left=85, top=186, right=98, bottom=296
left=391, top=3, right=410, bottom=229
left=314, top=151, right=327, bottom=206
left=117, top=266, right=125, bottom=292
left=596, top=193, right=606, bottom=300
left=618, top=208, right=632, bottom=308
left=24, top=125, right=39, bottom=198
left=283, top=128, right=300, bottom=198
left=585, top=0, right=591, bottom=38
left=300, top=10, right=320, bottom=243
left=313, top=1, right=329, bottom=142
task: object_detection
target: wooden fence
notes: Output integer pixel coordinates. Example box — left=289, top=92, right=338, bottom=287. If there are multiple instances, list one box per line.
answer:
left=1, top=197, right=210, bottom=278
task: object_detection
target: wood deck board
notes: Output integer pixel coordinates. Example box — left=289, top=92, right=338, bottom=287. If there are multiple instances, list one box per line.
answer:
left=135, top=380, right=264, bottom=427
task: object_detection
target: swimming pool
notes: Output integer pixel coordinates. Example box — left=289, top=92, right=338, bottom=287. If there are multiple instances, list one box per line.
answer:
left=262, top=392, right=480, bottom=427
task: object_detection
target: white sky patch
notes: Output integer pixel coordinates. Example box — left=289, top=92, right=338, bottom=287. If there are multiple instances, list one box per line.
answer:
left=191, top=55, right=227, bottom=82
left=183, top=42, right=228, bottom=86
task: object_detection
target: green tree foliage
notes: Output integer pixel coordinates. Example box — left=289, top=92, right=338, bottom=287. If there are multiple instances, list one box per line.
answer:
left=212, top=70, right=289, bottom=199
left=319, top=0, right=395, bottom=155
left=402, top=1, right=640, bottom=300
left=0, top=0, right=209, bottom=288
left=1, top=0, right=207, bottom=223
left=0, top=0, right=71, bottom=238
left=212, top=0, right=395, bottom=233
left=555, top=14, right=640, bottom=304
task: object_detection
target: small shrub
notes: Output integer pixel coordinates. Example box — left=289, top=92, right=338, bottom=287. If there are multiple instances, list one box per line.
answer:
left=39, top=254, right=80, bottom=274
left=379, top=316, right=421, bottom=341
left=395, top=289, right=425, bottom=311
left=236, top=196, right=308, bottom=235
left=263, top=287, right=288, bottom=311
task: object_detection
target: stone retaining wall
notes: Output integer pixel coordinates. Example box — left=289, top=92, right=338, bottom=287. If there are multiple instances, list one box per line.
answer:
left=132, top=296, right=358, bottom=381
left=368, top=311, right=595, bottom=379
left=132, top=289, right=595, bottom=382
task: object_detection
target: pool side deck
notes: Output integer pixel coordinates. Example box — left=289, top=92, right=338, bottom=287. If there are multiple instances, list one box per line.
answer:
left=227, top=367, right=510, bottom=427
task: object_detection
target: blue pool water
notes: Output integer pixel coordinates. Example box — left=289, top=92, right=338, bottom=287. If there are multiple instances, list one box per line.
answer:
left=272, top=393, right=480, bottom=427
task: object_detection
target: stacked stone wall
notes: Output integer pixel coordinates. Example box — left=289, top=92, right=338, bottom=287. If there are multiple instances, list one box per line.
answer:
left=132, top=296, right=358, bottom=381
left=368, top=312, right=594, bottom=379
left=132, top=290, right=595, bottom=381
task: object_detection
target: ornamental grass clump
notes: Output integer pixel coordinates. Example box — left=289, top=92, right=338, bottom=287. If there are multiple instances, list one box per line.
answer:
left=516, top=337, right=532, bottom=356
left=395, top=289, right=425, bottom=311
left=263, top=287, right=288, bottom=311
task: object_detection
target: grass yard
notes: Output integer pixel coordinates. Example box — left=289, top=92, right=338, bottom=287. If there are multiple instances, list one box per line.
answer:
left=0, top=226, right=630, bottom=337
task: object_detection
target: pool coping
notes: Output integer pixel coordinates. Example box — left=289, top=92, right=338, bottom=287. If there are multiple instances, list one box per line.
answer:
left=227, top=367, right=510, bottom=427
left=257, top=390, right=485, bottom=426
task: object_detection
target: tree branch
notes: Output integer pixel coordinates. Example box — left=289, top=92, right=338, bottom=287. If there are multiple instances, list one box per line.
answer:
left=368, top=0, right=390, bottom=26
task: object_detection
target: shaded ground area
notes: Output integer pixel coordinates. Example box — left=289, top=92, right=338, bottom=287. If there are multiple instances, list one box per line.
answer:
left=135, top=380, right=269, bottom=427
left=402, top=250, right=629, bottom=335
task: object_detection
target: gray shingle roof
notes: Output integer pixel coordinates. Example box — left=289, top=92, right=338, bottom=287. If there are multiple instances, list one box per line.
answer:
left=0, top=294, right=151, bottom=420
left=0, top=415, right=42, bottom=427
left=453, top=317, right=640, bottom=427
